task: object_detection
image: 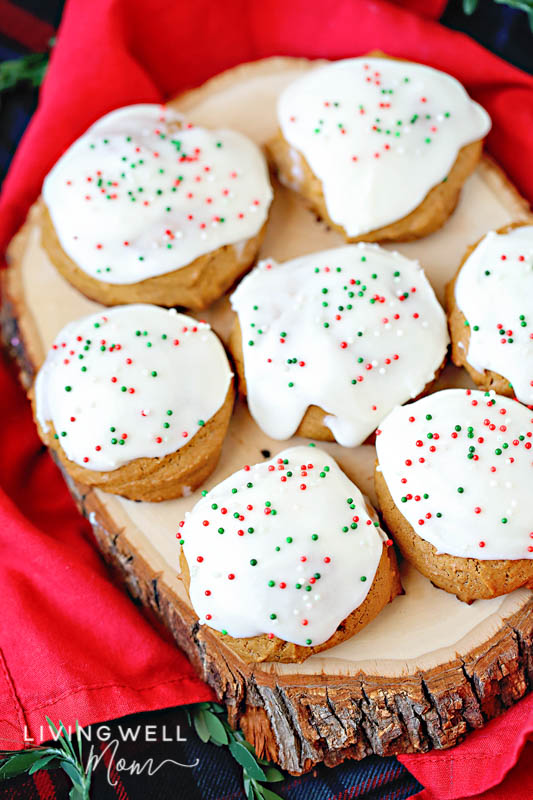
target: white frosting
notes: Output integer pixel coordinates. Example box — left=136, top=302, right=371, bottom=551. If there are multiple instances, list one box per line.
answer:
left=43, top=104, right=273, bottom=283
left=455, top=226, right=533, bottom=406
left=181, top=445, right=387, bottom=647
left=35, top=304, right=232, bottom=470
left=230, top=244, right=449, bottom=447
left=277, top=58, right=491, bottom=237
left=376, top=389, right=533, bottom=560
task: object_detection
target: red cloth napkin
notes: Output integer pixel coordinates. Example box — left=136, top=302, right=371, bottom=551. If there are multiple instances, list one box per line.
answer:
left=401, top=695, right=533, bottom=799
left=0, top=0, right=532, bottom=796
left=0, top=351, right=214, bottom=754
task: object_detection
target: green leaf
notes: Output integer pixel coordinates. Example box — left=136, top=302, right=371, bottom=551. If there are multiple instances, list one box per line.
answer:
left=60, top=759, right=84, bottom=788
left=491, top=0, right=533, bottom=20
left=69, top=785, right=87, bottom=800
left=462, top=0, right=478, bottom=13
left=203, top=711, right=229, bottom=745
left=196, top=702, right=212, bottom=710
left=229, top=741, right=266, bottom=781
left=193, top=710, right=210, bottom=743
left=0, top=52, right=48, bottom=92
left=0, top=751, right=48, bottom=779
left=493, top=0, right=533, bottom=10
left=209, top=702, right=225, bottom=713
left=244, top=776, right=254, bottom=800
left=28, top=755, right=59, bottom=774
left=251, top=783, right=264, bottom=800
left=263, top=766, right=284, bottom=782
left=256, top=787, right=285, bottom=800
left=45, top=717, right=60, bottom=741
left=75, top=721, right=83, bottom=764
left=58, top=721, right=77, bottom=761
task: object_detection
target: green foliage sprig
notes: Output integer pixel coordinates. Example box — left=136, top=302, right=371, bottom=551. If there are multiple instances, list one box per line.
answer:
left=0, top=705, right=284, bottom=800
left=188, top=702, right=285, bottom=800
left=0, top=39, right=54, bottom=94
left=463, top=0, right=533, bottom=32
left=0, top=717, right=92, bottom=799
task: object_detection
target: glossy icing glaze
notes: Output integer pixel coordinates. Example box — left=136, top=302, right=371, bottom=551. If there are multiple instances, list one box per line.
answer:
left=35, top=304, right=232, bottom=470
left=278, top=58, right=490, bottom=236
left=231, top=244, right=448, bottom=446
left=376, top=389, right=533, bottom=560
left=181, top=445, right=387, bottom=646
left=43, top=104, right=272, bottom=283
left=455, top=226, right=533, bottom=406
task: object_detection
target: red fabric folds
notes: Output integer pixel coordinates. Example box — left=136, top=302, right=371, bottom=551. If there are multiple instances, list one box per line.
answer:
left=0, top=352, right=214, bottom=751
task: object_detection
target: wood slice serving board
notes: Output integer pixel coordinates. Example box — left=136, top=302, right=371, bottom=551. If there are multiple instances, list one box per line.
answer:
left=3, top=57, right=533, bottom=775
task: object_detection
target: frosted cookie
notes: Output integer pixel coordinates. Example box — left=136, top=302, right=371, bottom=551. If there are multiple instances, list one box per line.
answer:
left=179, top=445, right=401, bottom=663
left=447, top=223, right=533, bottom=407
left=32, top=304, right=234, bottom=501
left=269, top=56, right=491, bottom=242
left=41, top=104, right=273, bottom=309
left=375, top=389, right=533, bottom=602
left=229, top=244, right=449, bottom=446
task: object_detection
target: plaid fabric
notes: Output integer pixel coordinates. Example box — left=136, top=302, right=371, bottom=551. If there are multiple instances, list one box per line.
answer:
left=0, top=0, right=63, bottom=185
left=441, top=0, right=533, bottom=75
left=0, top=706, right=423, bottom=799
